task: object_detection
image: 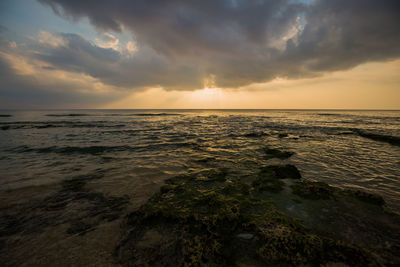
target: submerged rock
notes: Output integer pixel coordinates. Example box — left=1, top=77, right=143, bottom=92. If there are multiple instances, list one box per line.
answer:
left=291, top=181, right=334, bottom=200
left=263, top=147, right=294, bottom=159
left=354, top=129, right=400, bottom=147
left=345, top=189, right=385, bottom=206
left=244, top=132, right=269, bottom=138
left=262, top=164, right=302, bottom=179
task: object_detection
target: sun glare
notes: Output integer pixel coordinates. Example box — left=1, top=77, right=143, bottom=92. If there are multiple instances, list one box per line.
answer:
left=189, top=87, right=223, bottom=108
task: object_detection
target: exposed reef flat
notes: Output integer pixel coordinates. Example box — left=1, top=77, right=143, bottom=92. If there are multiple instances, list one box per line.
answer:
left=116, top=148, right=400, bottom=266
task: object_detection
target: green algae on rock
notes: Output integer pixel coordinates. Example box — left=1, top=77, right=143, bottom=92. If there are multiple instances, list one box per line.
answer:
left=116, top=167, right=381, bottom=266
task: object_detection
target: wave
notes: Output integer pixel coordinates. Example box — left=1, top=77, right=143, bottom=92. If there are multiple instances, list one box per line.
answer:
left=13, top=145, right=138, bottom=155
left=243, top=132, right=269, bottom=137
left=46, top=114, right=91, bottom=117
left=317, top=113, right=339, bottom=116
left=11, top=141, right=200, bottom=155
left=354, top=130, right=400, bottom=146
left=0, top=121, right=126, bottom=129
left=123, top=113, right=181, bottom=116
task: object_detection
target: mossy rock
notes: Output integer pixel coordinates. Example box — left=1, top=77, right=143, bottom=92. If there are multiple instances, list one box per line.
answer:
left=257, top=225, right=373, bottom=266
left=116, top=170, right=378, bottom=266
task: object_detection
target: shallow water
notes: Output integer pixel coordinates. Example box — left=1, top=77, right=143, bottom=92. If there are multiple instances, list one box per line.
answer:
left=1, top=109, right=399, bottom=210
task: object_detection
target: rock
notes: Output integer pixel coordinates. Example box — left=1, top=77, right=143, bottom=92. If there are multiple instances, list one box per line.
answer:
left=261, top=164, right=301, bottom=179
left=345, top=189, right=385, bottom=206
left=263, top=147, right=294, bottom=159
left=291, top=181, right=334, bottom=200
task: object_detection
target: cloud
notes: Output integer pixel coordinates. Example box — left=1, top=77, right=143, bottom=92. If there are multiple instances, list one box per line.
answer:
left=1, top=0, right=399, bottom=108
left=0, top=33, right=123, bottom=108
left=35, top=0, right=400, bottom=91
left=28, top=31, right=204, bottom=90
left=95, top=32, right=120, bottom=50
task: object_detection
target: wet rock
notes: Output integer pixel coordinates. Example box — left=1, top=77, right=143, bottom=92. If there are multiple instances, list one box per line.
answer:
left=67, top=221, right=94, bottom=236
left=354, top=130, right=400, bottom=146
left=0, top=171, right=129, bottom=244
left=261, top=164, right=301, bottom=179
left=345, top=189, right=385, bottom=206
left=291, top=181, right=334, bottom=200
left=252, top=169, right=284, bottom=193
left=244, top=132, right=269, bottom=138
left=263, top=147, right=294, bottom=159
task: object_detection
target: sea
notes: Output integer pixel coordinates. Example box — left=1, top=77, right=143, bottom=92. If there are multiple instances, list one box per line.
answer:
left=1, top=109, right=399, bottom=210
left=1, top=109, right=400, bottom=265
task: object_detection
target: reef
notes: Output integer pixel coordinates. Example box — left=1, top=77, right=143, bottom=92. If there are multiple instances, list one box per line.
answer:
left=115, top=154, right=400, bottom=266
left=354, top=129, right=400, bottom=147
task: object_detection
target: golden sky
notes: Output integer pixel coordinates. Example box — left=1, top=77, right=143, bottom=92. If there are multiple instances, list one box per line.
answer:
left=108, top=60, right=400, bottom=109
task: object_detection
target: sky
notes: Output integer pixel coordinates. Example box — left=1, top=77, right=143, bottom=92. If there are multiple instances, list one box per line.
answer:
left=0, top=0, right=399, bottom=109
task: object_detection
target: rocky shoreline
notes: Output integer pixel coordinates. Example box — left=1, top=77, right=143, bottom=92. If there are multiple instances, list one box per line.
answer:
left=1, top=147, right=399, bottom=266
left=115, top=148, right=399, bottom=266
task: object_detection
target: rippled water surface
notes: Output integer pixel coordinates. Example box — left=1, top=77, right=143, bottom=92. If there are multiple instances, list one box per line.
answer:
left=1, top=109, right=400, bottom=210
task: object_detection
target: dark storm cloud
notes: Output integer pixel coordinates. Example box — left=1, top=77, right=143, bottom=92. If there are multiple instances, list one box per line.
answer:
left=34, top=0, right=400, bottom=90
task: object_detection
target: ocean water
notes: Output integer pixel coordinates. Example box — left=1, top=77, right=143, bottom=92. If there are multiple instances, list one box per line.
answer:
left=1, top=109, right=400, bottom=211
left=1, top=109, right=400, bottom=265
